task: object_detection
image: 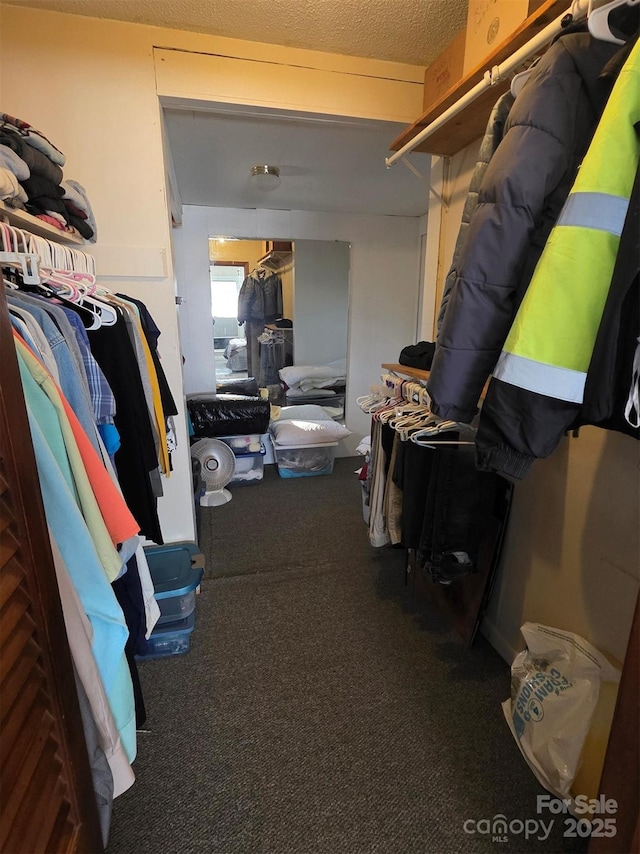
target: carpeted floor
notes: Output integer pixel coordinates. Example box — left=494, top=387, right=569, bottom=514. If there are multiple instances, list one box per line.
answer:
left=107, top=458, right=585, bottom=854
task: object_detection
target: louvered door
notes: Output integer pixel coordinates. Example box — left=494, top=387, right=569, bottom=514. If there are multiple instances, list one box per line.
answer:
left=0, top=287, right=103, bottom=853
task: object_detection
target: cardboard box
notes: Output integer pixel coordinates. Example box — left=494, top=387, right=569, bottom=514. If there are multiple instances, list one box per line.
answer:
left=423, top=29, right=466, bottom=112
left=463, top=0, right=544, bottom=74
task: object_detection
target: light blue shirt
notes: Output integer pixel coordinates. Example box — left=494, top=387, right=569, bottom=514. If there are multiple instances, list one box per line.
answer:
left=18, top=351, right=136, bottom=761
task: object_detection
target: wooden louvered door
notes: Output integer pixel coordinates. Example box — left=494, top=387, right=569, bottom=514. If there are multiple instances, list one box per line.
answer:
left=0, top=287, right=103, bottom=853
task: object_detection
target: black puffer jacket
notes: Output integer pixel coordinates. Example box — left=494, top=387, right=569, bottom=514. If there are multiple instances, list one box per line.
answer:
left=427, top=31, right=619, bottom=423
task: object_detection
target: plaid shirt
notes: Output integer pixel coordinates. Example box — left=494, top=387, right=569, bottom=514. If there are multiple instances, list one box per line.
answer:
left=61, top=307, right=116, bottom=424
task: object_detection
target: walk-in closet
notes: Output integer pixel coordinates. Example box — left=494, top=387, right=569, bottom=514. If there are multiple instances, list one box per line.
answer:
left=0, top=0, right=638, bottom=852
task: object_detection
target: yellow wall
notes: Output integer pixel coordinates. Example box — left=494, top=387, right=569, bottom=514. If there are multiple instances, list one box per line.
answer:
left=209, top=238, right=266, bottom=269
left=0, top=3, right=424, bottom=542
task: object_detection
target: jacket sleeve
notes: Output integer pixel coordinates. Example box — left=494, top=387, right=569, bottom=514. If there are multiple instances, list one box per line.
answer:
left=475, top=380, right=580, bottom=479
left=475, top=39, right=640, bottom=479
left=427, top=40, right=596, bottom=423
left=437, top=91, right=514, bottom=332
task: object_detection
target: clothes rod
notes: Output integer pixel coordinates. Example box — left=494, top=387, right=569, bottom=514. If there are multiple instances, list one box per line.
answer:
left=386, top=0, right=591, bottom=167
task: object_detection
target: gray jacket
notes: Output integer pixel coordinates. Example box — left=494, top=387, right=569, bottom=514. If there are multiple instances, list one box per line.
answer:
left=436, top=90, right=514, bottom=331
left=428, top=32, right=619, bottom=423
left=237, top=270, right=283, bottom=325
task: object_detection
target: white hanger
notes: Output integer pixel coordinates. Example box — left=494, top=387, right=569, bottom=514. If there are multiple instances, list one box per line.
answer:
left=410, top=419, right=476, bottom=447
left=510, top=57, right=541, bottom=97
left=588, top=0, right=640, bottom=45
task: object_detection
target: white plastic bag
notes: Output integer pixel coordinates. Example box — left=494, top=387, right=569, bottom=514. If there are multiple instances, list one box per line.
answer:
left=503, top=623, right=620, bottom=799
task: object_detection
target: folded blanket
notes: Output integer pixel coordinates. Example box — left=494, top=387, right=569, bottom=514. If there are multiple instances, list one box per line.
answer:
left=1, top=113, right=66, bottom=166
left=0, top=168, right=27, bottom=204
left=36, top=213, right=66, bottom=230
left=45, top=210, right=67, bottom=226
left=62, top=180, right=97, bottom=242
left=66, top=214, right=94, bottom=240
left=20, top=174, right=64, bottom=200
left=298, top=376, right=346, bottom=393
left=0, top=130, right=63, bottom=184
left=0, top=145, right=29, bottom=181
left=63, top=198, right=88, bottom=220
left=27, top=195, right=70, bottom=221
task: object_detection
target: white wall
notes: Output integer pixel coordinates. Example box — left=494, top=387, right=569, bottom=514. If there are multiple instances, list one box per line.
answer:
left=173, top=206, right=422, bottom=453
left=293, top=240, right=350, bottom=367
left=0, top=2, right=425, bottom=541
left=424, top=141, right=640, bottom=665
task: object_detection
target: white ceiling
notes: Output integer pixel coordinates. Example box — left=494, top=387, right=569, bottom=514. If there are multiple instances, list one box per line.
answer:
left=3, top=0, right=468, bottom=66
left=164, top=107, right=431, bottom=216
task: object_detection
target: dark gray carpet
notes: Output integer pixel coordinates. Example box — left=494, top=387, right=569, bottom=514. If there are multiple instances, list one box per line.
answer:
left=107, top=459, right=585, bottom=854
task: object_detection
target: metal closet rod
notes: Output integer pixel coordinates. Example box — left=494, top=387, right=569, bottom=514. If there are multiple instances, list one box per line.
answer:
left=386, top=0, right=591, bottom=167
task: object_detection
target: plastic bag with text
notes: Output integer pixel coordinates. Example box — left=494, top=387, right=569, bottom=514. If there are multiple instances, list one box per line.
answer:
left=503, top=623, right=620, bottom=799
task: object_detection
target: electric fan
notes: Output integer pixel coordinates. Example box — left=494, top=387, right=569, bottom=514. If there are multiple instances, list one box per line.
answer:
left=191, top=439, right=237, bottom=506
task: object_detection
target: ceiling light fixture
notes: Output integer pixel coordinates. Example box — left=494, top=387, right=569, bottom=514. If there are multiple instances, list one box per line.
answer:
left=250, top=164, right=281, bottom=191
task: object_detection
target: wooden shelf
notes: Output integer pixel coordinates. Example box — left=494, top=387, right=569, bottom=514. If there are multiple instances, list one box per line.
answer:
left=390, top=0, right=568, bottom=157
left=257, top=249, right=292, bottom=269
left=0, top=201, right=84, bottom=245
left=382, top=362, right=491, bottom=399
left=381, top=362, right=431, bottom=381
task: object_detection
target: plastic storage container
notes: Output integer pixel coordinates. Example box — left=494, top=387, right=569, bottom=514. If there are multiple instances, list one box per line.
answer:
left=218, top=434, right=263, bottom=455
left=154, top=566, right=204, bottom=626
left=144, top=542, right=202, bottom=588
left=142, top=613, right=196, bottom=659
left=229, top=450, right=265, bottom=485
left=274, top=442, right=337, bottom=478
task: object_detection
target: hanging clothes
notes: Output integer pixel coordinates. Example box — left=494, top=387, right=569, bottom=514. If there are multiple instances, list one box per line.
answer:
left=87, top=308, right=164, bottom=544
left=238, top=267, right=284, bottom=380
left=7, top=291, right=103, bottom=454
left=48, top=533, right=135, bottom=799
left=427, top=30, right=620, bottom=423
left=476, top=37, right=640, bottom=478
left=16, top=349, right=136, bottom=762
left=436, top=90, right=515, bottom=331
left=237, top=267, right=283, bottom=326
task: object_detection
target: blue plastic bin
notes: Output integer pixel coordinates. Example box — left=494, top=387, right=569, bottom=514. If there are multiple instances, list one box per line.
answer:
left=140, top=613, right=196, bottom=659
left=154, top=566, right=204, bottom=626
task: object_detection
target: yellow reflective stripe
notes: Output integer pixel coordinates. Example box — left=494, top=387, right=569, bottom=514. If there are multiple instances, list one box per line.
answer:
left=493, top=351, right=585, bottom=402
left=505, top=228, right=618, bottom=371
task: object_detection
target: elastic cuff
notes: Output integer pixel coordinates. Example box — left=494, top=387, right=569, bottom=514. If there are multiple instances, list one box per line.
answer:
left=475, top=445, right=534, bottom=480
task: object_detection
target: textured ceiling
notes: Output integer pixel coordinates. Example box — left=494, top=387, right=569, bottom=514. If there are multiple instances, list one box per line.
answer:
left=164, top=108, right=430, bottom=216
left=2, top=0, right=468, bottom=66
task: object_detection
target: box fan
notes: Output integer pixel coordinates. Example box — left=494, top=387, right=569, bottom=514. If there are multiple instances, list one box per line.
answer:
left=191, top=438, right=236, bottom=506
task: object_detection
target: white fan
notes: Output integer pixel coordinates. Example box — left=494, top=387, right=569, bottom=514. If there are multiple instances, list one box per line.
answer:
left=191, top=439, right=236, bottom=506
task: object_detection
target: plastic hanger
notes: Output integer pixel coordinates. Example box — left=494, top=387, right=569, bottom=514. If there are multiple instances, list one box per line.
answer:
left=588, top=0, right=640, bottom=44
left=410, top=419, right=476, bottom=447
left=510, top=57, right=540, bottom=97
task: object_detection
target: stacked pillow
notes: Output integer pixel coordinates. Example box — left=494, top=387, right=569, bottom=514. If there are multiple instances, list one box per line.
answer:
left=270, top=404, right=351, bottom=446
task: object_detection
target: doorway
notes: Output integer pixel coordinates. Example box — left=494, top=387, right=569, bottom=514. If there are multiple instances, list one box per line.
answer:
left=210, top=261, right=249, bottom=380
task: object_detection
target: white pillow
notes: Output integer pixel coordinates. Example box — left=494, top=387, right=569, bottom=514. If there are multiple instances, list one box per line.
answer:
left=277, top=405, right=334, bottom=422
left=271, top=419, right=351, bottom=445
